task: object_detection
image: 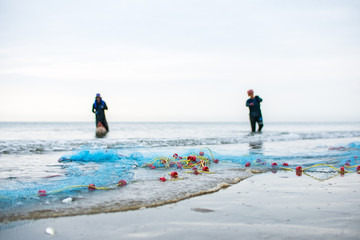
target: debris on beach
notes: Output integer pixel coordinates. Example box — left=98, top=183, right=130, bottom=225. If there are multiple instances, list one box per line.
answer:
left=45, top=227, right=55, bottom=236
left=62, top=197, right=73, bottom=203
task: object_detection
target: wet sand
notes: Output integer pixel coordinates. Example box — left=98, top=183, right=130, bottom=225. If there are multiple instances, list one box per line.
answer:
left=1, top=171, right=359, bottom=240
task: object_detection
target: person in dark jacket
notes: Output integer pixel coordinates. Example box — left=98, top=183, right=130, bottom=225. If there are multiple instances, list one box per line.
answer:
left=246, top=89, right=263, bottom=132
left=92, top=93, right=109, bottom=132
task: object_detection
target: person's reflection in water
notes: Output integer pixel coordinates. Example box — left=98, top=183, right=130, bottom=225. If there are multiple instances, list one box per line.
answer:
left=249, top=141, right=263, bottom=155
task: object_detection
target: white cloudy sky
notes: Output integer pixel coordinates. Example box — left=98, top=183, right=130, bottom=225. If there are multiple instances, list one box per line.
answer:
left=0, top=0, right=359, bottom=122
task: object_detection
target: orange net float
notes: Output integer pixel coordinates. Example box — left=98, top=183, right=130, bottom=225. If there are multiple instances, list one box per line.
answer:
left=295, top=166, right=302, bottom=176
left=202, top=166, right=209, bottom=172
left=271, top=162, right=278, bottom=167
left=282, top=162, right=289, bottom=166
left=213, top=159, right=219, bottom=163
left=245, top=162, right=251, bottom=167
left=148, top=164, right=156, bottom=169
left=170, top=171, right=178, bottom=178
left=159, top=177, right=166, bottom=182
left=117, top=180, right=127, bottom=186
left=187, top=156, right=197, bottom=162
left=38, top=190, right=47, bottom=197
left=88, top=183, right=96, bottom=190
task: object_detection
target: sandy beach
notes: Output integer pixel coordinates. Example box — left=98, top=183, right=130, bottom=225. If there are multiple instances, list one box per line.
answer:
left=2, top=0, right=360, bottom=238
left=1, top=170, right=359, bottom=240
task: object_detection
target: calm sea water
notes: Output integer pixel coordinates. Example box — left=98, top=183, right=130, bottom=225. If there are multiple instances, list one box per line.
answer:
left=0, top=122, right=360, bottom=222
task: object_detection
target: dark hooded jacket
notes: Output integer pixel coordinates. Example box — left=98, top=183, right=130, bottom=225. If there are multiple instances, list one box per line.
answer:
left=92, top=98, right=109, bottom=131
left=246, top=96, right=262, bottom=118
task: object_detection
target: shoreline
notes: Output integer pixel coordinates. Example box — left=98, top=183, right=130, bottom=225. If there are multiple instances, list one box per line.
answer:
left=0, top=170, right=254, bottom=222
left=1, top=171, right=359, bottom=239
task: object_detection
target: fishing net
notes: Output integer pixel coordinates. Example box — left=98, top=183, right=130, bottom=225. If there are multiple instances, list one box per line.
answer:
left=0, top=142, right=359, bottom=207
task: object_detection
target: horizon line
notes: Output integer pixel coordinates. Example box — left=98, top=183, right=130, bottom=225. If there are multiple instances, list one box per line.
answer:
left=1, top=121, right=359, bottom=124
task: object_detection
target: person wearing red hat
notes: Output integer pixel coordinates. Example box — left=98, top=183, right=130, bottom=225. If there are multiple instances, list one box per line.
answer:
left=246, top=89, right=263, bottom=132
left=92, top=93, right=109, bottom=132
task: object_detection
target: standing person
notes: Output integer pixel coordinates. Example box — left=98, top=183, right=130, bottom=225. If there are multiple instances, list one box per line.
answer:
left=246, top=89, right=263, bottom=132
left=92, top=93, right=109, bottom=132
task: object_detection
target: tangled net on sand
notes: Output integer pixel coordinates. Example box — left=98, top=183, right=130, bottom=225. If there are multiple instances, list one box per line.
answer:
left=1, top=143, right=360, bottom=201
left=142, top=147, right=218, bottom=176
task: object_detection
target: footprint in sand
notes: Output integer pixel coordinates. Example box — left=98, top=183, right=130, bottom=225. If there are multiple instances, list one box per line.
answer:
left=191, top=208, right=215, bottom=213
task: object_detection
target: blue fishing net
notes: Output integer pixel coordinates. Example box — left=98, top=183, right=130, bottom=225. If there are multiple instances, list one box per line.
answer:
left=0, top=142, right=359, bottom=208
left=58, top=149, right=125, bottom=162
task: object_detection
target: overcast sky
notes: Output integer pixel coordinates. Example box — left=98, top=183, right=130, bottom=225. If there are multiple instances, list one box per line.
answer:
left=0, top=0, right=359, bottom=122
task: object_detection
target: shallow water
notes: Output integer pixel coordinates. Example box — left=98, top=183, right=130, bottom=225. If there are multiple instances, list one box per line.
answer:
left=0, top=122, right=359, bottom=222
